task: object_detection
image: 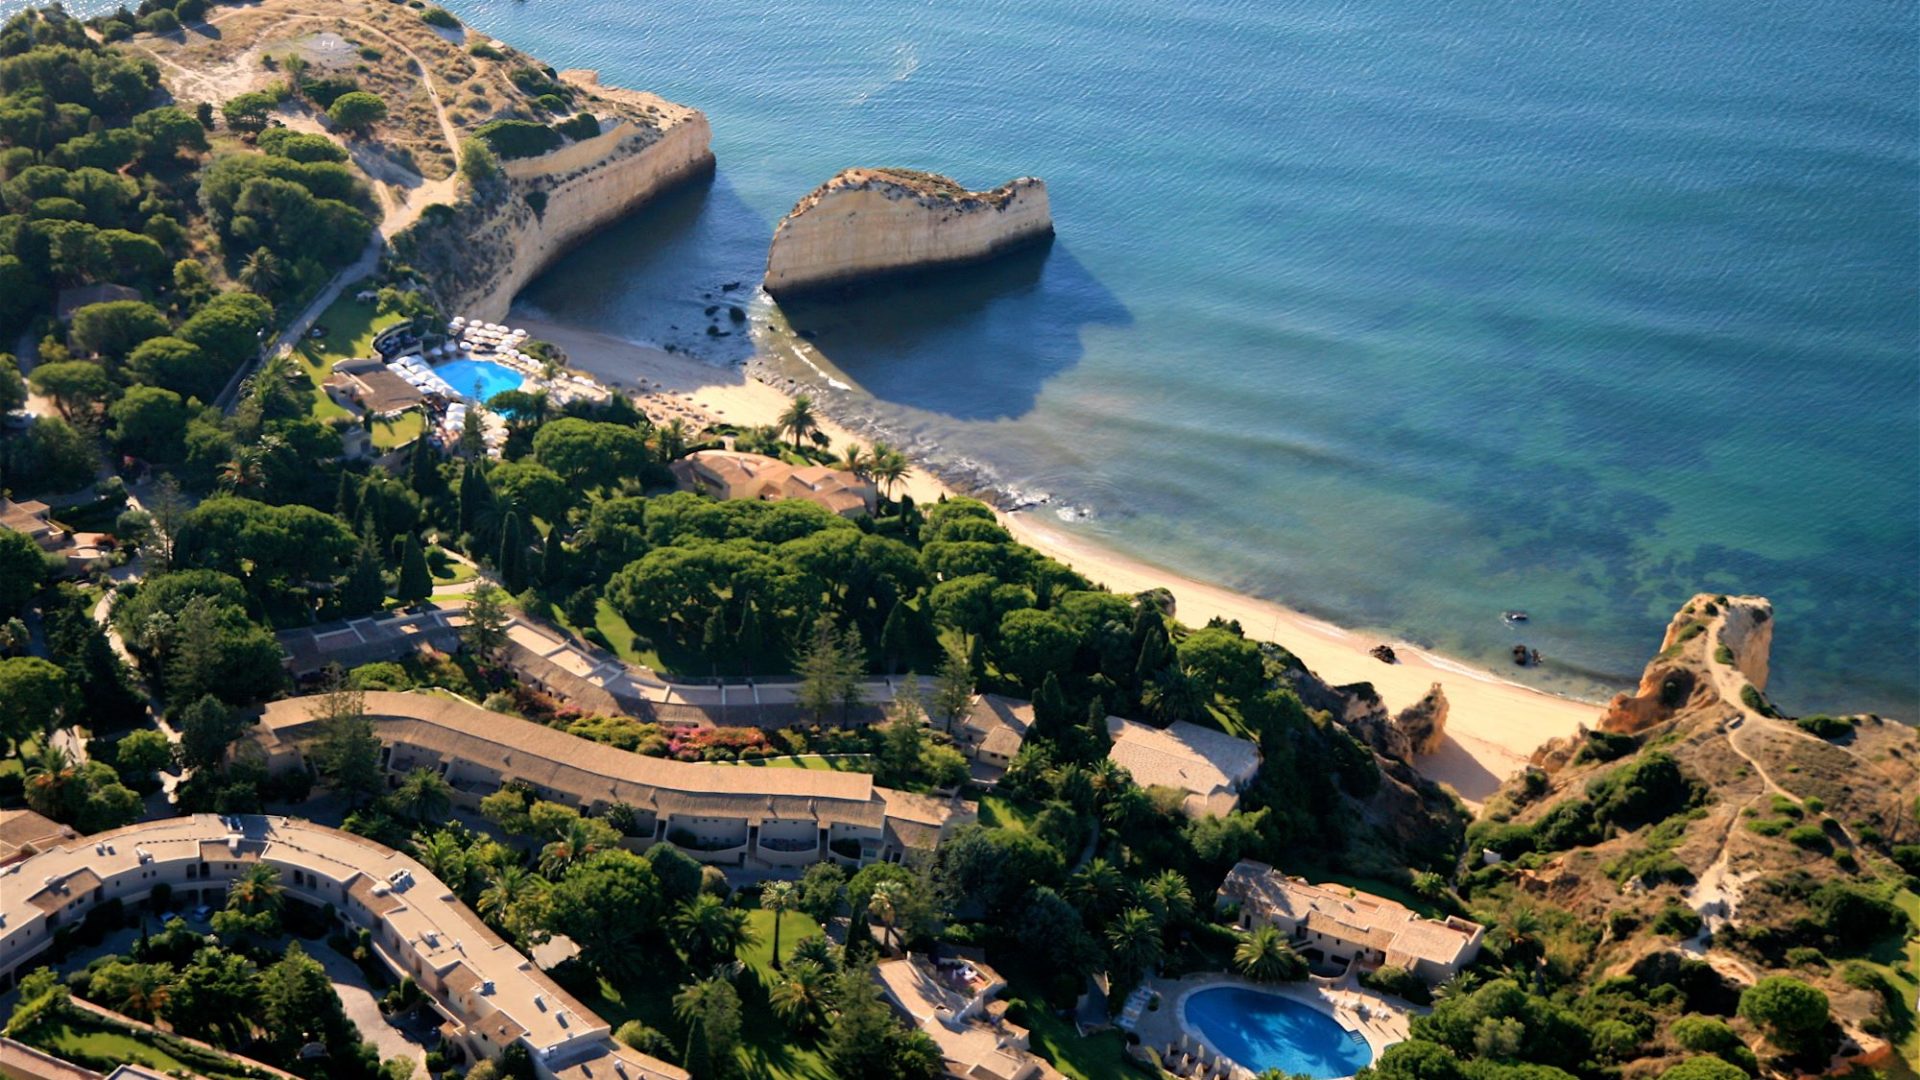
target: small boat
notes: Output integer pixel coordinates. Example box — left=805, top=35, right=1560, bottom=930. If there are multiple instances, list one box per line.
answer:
left=1503, top=610, right=1530, bottom=624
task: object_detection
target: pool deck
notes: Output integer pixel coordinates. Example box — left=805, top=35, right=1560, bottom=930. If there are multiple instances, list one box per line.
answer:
left=1130, top=972, right=1414, bottom=1080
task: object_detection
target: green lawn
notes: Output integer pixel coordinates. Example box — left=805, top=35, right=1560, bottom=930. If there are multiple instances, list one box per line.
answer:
left=557, top=910, right=834, bottom=1080
left=1853, top=887, right=1920, bottom=1072
left=20, top=1015, right=258, bottom=1080
left=1008, top=990, right=1141, bottom=1080
left=712, top=754, right=873, bottom=773
left=370, top=408, right=425, bottom=450
left=431, top=559, right=476, bottom=585
left=291, top=291, right=404, bottom=426
left=980, top=793, right=1041, bottom=834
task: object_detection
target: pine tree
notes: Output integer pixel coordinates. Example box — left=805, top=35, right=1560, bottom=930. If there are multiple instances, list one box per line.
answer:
left=396, top=534, right=432, bottom=605
left=541, top=524, right=565, bottom=588
left=497, top=511, right=528, bottom=594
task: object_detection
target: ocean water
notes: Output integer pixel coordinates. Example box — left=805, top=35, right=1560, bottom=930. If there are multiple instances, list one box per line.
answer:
left=63, top=0, right=1914, bottom=713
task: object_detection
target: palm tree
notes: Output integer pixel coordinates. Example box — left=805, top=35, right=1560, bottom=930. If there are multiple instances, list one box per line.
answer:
left=24, top=742, right=75, bottom=811
left=1105, top=906, right=1163, bottom=979
left=867, top=880, right=906, bottom=955
left=226, top=863, right=283, bottom=919
left=837, top=442, right=870, bottom=480
left=778, top=395, right=819, bottom=452
left=656, top=418, right=690, bottom=461
left=674, top=894, right=756, bottom=967
left=97, top=961, right=173, bottom=1021
left=672, top=977, right=734, bottom=1069
left=238, top=248, right=283, bottom=294
left=1143, top=869, right=1193, bottom=928
left=395, top=767, right=452, bottom=825
left=477, top=864, right=546, bottom=935
left=539, top=817, right=603, bottom=877
left=412, top=830, right=469, bottom=891
left=1233, top=925, right=1299, bottom=983
left=1071, top=858, right=1128, bottom=922
left=870, top=442, right=910, bottom=500
left=767, top=957, right=831, bottom=1032
left=1141, top=665, right=1207, bottom=726
left=218, top=445, right=270, bottom=493
left=762, top=880, right=798, bottom=968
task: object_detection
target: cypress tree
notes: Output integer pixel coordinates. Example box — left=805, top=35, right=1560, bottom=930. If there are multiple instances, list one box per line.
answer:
left=737, top=599, right=763, bottom=664
left=458, top=462, right=483, bottom=536
left=341, top=542, right=386, bottom=615
left=396, top=534, right=432, bottom=605
left=335, top=470, right=359, bottom=523
left=408, top=436, right=438, bottom=496
left=541, top=524, right=565, bottom=587
left=1032, top=672, right=1071, bottom=743
left=879, top=599, right=912, bottom=675
left=966, top=633, right=987, bottom=684
left=701, top=607, right=727, bottom=662
left=497, top=510, right=528, bottom=594
left=1131, top=614, right=1175, bottom=696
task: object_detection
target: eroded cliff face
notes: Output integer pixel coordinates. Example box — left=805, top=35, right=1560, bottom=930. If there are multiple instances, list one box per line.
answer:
left=763, top=168, right=1053, bottom=297
left=402, top=71, right=714, bottom=322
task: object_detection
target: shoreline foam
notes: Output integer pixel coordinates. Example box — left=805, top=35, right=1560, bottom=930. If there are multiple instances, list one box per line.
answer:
left=513, top=315, right=1602, bottom=806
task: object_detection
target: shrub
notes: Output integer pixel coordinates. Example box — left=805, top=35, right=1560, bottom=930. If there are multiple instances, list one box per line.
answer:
left=1746, top=818, right=1788, bottom=837
left=1739, top=684, right=1778, bottom=717
left=473, top=119, right=561, bottom=159
left=1793, top=713, right=1852, bottom=739
left=1713, top=644, right=1735, bottom=665
left=1653, top=903, right=1703, bottom=938
left=1575, top=730, right=1638, bottom=764
left=420, top=6, right=460, bottom=28
left=1786, top=825, right=1829, bottom=852
left=556, top=112, right=600, bottom=140
left=469, top=42, right=506, bottom=60
left=138, top=8, right=180, bottom=32
left=1784, top=946, right=1826, bottom=968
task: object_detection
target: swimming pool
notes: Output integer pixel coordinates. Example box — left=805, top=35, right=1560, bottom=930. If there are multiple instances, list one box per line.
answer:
left=435, top=359, right=525, bottom=403
left=1182, top=986, right=1373, bottom=1079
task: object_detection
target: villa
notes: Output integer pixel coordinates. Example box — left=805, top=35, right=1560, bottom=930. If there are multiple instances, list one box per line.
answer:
left=0, top=498, right=107, bottom=576
left=325, top=356, right=429, bottom=417
left=873, top=953, right=1063, bottom=1080
left=952, top=694, right=1035, bottom=782
left=1217, top=860, right=1485, bottom=985
left=1104, top=718, right=1261, bottom=818
left=247, top=691, right=975, bottom=868
left=0, top=814, right=687, bottom=1080
left=672, top=449, right=876, bottom=518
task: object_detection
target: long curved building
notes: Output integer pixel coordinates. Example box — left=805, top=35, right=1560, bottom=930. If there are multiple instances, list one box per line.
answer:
left=0, top=814, right=685, bottom=1080
left=249, top=691, right=973, bottom=868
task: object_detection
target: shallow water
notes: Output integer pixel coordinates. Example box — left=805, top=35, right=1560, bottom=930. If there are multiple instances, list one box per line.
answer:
left=62, top=0, right=1919, bottom=714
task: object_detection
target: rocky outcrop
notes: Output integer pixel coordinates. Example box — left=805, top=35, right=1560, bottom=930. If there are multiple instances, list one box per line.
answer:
left=763, top=168, right=1053, bottom=297
left=1394, top=683, right=1450, bottom=756
left=401, top=71, right=714, bottom=322
left=1598, top=593, right=1771, bottom=734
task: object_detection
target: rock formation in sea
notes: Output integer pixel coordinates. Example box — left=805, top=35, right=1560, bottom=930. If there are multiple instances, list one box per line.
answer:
left=401, top=71, right=713, bottom=322
left=763, top=168, right=1053, bottom=297
left=1394, top=683, right=1450, bottom=756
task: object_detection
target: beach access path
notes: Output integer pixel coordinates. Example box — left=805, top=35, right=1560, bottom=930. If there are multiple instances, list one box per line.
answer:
left=514, top=317, right=1603, bottom=806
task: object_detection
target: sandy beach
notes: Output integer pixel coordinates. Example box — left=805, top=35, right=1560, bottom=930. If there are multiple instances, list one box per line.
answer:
left=518, top=317, right=1606, bottom=805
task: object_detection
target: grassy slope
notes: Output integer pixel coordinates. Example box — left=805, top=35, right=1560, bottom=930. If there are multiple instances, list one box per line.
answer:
left=292, top=292, right=408, bottom=428
left=1853, top=887, right=1920, bottom=1073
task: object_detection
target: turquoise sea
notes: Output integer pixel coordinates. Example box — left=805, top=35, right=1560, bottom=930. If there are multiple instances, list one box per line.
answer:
left=465, top=0, right=1918, bottom=718
left=47, top=0, right=1917, bottom=714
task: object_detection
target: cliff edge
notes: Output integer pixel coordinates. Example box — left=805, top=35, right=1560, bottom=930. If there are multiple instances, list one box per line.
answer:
left=400, top=70, right=713, bottom=322
left=763, top=168, right=1053, bottom=297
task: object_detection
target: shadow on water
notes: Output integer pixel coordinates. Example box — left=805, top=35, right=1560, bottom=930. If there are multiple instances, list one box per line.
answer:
left=772, top=238, right=1130, bottom=421
left=514, top=169, right=770, bottom=366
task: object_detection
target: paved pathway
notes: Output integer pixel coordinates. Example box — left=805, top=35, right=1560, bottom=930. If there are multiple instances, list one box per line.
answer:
left=311, top=942, right=428, bottom=1076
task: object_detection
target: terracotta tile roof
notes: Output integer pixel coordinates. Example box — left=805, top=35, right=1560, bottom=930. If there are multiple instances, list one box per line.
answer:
left=1104, top=718, right=1260, bottom=817
left=1219, top=860, right=1485, bottom=972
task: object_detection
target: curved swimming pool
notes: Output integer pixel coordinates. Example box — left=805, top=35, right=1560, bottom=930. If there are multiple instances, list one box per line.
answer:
left=436, top=359, right=525, bottom=403
left=1182, top=986, right=1373, bottom=1079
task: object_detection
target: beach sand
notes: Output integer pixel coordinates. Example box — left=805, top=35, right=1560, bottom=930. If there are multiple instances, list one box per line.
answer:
left=519, top=316, right=1604, bottom=805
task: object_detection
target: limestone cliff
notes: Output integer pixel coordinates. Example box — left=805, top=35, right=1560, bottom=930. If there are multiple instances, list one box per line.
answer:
left=400, top=71, right=713, bottom=322
left=1474, top=594, right=1918, bottom=1074
left=1394, top=683, right=1450, bottom=756
left=763, top=168, right=1053, bottom=297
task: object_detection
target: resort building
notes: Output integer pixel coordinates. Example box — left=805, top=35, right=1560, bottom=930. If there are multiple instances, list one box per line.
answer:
left=952, top=694, right=1034, bottom=782
left=0, top=814, right=687, bottom=1080
left=874, top=954, right=1063, bottom=1080
left=0, top=498, right=107, bottom=575
left=1104, top=718, right=1261, bottom=818
left=1217, top=860, right=1485, bottom=985
left=672, top=450, right=876, bottom=518
left=325, top=357, right=429, bottom=417
left=248, top=691, right=974, bottom=868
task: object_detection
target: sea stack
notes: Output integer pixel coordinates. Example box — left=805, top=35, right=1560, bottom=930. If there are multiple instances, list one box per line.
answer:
left=763, top=168, right=1053, bottom=298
